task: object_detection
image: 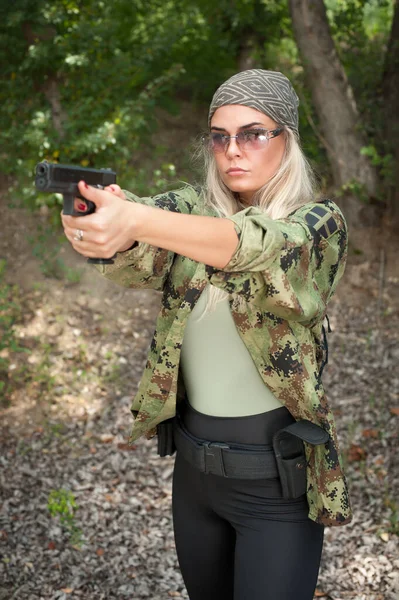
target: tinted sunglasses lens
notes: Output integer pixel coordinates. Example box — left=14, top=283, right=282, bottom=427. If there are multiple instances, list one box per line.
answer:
left=207, top=130, right=279, bottom=152
left=238, top=131, right=269, bottom=150
left=210, top=133, right=226, bottom=153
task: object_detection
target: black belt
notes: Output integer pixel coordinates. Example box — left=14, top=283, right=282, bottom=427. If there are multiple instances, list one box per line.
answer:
left=173, top=414, right=330, bottom=491
left=173, top=416, right=280, bottom=479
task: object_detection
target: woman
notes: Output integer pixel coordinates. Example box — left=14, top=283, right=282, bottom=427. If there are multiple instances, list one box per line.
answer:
left=61, top=69, right=352, bottom=600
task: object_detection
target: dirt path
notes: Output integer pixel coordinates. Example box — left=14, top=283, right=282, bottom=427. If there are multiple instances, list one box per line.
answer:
left=0, top=198, right=398, bottom=599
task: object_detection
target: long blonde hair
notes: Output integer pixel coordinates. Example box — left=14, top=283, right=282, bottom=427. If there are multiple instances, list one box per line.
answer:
left=195, top=127, right=319, bottom=315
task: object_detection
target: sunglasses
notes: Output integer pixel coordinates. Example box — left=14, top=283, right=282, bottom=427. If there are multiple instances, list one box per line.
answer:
left=203, top=127, right=284, bottom=154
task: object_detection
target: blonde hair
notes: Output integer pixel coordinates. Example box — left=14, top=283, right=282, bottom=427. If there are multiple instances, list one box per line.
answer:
left=195, top=127, right=318, bottom=316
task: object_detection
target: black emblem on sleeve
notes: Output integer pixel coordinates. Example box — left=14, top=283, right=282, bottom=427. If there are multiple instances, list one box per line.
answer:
left=304, top=206, right=339, bottom=240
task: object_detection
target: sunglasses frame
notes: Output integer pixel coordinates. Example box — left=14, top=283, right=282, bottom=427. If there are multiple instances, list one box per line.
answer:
left=203, top=127, right=284, bottom=153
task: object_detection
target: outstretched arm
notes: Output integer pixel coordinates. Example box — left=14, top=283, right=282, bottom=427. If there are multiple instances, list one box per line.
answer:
left=61, top=181, right=239, bottom=269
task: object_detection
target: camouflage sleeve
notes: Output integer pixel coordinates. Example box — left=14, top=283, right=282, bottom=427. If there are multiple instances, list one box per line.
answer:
left=205, top=201, right=348, bottom=325
left=94, top=186, right=200, bottom=290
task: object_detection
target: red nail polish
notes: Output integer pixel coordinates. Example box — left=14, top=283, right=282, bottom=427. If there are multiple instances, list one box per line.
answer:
left=78, top=203, right=86, bottom=211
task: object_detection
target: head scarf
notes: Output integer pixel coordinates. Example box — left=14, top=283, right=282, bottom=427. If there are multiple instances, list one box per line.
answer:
left=208, top=69, right=299, bottom=136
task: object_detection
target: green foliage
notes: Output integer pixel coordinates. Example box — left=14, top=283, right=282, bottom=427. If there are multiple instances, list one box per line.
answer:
left=29, top=225, right=83, bottom=282
left=0, top=0, right=395, bottom=210
left=8, top=338, right=59, bottom=400
left=125, top=162, right=180, bottom=197
left=383, top=495, right=399, bottom=536
left=31, top=342, right=57, bottom=392
left=361, top=145, right=394, bottom=188
left=325, top=0, right=394, bottom=140
left=0, top=0, right=187, bottom=196
left=0, top=260, right=28, bottom=402
left=48, top=488, right=83, bottom=547
left=102, top=362, right=123, bottom=384
left=336, top=179, right=370, bottom=203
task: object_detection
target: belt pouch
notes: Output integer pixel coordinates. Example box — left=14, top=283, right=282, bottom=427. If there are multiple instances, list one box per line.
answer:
left=157, top=418, right=176, bottom=457
left=272, top=420, right=329, bottom=500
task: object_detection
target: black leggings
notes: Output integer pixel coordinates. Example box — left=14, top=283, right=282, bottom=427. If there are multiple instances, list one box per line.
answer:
left=172, top=402, right=324, bottom=600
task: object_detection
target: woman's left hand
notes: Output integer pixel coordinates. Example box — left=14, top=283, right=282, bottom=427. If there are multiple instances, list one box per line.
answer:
left=61, top=181, right=142, bottom=259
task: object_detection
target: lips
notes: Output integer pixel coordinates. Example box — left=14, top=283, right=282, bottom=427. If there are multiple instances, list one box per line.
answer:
left=226, top=168, right=247, bottom=174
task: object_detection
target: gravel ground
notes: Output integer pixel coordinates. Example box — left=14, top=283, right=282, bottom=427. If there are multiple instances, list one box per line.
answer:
left=0, top=206, right=398, bottom=600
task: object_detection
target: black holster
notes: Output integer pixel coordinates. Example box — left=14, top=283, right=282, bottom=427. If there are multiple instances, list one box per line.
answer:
left=157, top=418, right=176, bottom=457
left=272, top=420, right=329, bottom=499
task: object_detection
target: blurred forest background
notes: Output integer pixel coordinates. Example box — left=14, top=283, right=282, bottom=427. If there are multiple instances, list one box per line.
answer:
left=0, top=0, right=398, bottom=220
left=0, top=1, right=398, bottom=599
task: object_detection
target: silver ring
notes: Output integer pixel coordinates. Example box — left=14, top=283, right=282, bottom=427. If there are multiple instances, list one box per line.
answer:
left=73, top=229, right=84, bottom=242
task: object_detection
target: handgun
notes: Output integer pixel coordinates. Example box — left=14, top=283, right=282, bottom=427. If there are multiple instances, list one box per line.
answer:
left=35, top=161, right=117, bottom=264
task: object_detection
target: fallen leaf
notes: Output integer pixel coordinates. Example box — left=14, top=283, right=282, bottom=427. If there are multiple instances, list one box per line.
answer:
left=117, top=443, right=137, bottom=451
left=390, top=407, right=399, bottom=416
left=96, top=548, right=105, bottom=556
left=60, top=589, right=74, bottom=594
left=314, top=590, right=329, bottom=598
left=380, top=532, right=390, bottom=542
left=48, top=541, right=56, bottom=550
left=347, top=444, right=367, bottom=462
left=362, top=428, right=379, bottom=438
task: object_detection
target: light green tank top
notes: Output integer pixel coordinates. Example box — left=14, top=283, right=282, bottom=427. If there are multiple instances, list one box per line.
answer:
left=180, top=288, right=283, bottom=416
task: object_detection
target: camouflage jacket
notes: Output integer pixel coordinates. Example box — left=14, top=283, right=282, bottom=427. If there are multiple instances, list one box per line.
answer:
left=96, top=185, right=352, bottom=527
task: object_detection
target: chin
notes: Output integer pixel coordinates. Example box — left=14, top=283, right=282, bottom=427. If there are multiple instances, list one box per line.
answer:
left=225, top=180, right=251, bottom=194
left=228, top=184, right=255, bottom=199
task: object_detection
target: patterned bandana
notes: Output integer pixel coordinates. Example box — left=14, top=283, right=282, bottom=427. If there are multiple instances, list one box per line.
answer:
left=208, top=69, right=299, bottom=135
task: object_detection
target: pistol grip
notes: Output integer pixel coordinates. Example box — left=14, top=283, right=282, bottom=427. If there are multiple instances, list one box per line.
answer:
left=62, top=193, right=95, bottom=216
left=62, top=192, right=114, bottom=264
left=62, top=194, right=75, bottom=215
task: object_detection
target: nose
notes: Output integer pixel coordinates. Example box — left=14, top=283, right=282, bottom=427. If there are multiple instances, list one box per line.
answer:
left=225, top=136, right=242, bottom=158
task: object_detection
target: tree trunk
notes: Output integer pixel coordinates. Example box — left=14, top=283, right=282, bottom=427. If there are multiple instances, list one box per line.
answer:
left=288, top=0, right=379, bottom=223
left=235, top=1, right=269, bottom=72
left=42, top=77, right=67, bottom=139
left=22, top=21, right=67, bottom=139
left=382, top=0, right=399, bottom=224
left=237, top=33, right=258, bottom=71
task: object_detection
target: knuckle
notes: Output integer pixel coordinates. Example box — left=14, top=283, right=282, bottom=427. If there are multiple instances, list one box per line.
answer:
left=97, top=234, right=108, bottom=246
left=94, top=219, right=106, bottom=233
